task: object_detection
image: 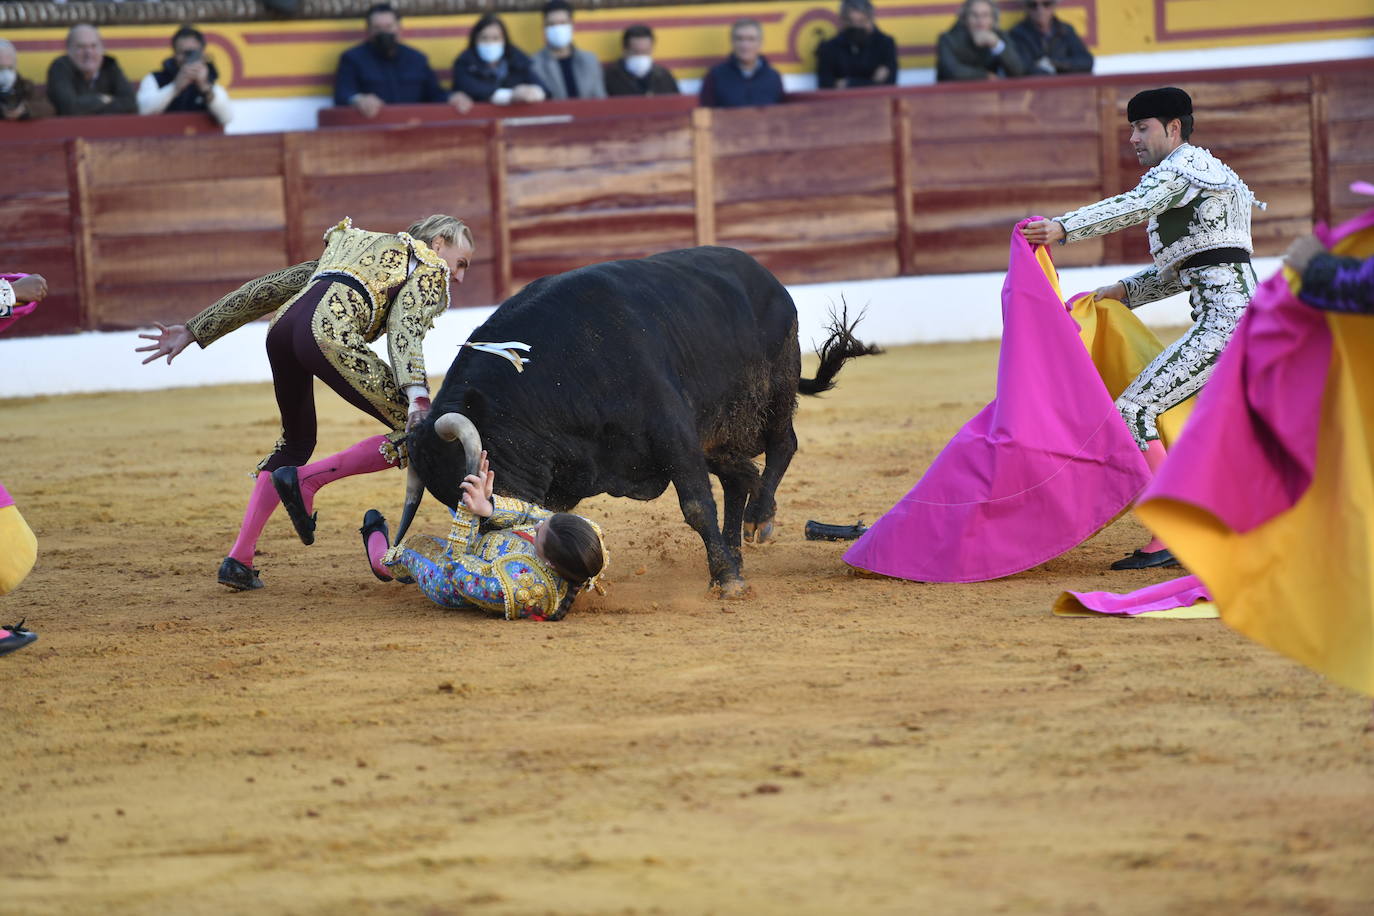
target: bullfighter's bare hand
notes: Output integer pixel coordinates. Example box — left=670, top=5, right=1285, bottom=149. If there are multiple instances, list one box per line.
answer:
left=460, top=453, right=495, bottom=517
left=1020, top=219, right=1065, bottom=246
left=136, top=322, right=194, bottom=365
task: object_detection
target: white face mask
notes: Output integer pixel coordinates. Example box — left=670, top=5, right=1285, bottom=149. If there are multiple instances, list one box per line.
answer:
left=624, top=54, right=652, bottom=78
left=0, top=69, right=16, bottom=93
left=545, top=23, right=574, bottom=49
left=477, top=41, right=505, bottom=64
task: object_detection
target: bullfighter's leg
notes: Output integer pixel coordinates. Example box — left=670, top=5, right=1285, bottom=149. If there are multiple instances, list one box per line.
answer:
left=661, top=423, right=745, bottom=595
left=384, top=536, right=480, bottom=608
left=743, top=395, right=800, bottom=545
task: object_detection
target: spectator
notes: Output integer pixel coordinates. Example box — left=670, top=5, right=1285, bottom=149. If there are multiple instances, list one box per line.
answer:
left=604, top=24, right=679, bottom=97
left=0, top=39, right=52, bottom=121
left=936, top=0, right=1026, bottom=82
left=1009, top=0, right=1093, bottom=76
left=451, top=13, right=547, bottom=106
left=1284, top=235, right=1374, bottom=314
left=816, top=0, right=898, bottom=90
left=699, top=18, right=785, bottom=109
left=334, top=3, right=467, bottom=119
left=46, top=24, right=136, bottom=116
left=137, top=26, right=234, bottom=125
left=530, top=0, right=606, bottom=100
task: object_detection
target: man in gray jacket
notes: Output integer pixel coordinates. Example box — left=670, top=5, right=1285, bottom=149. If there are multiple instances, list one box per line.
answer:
left=530, top=0, right=606, bottom=100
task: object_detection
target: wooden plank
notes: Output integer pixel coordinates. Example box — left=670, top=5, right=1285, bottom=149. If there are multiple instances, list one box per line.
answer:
left=506, top=159, right=694, bottom=214
left=81, top=134, right=283, bottom=189
left=291, top=126, right=488, bottom=177
left=511, top=209, right=697, bottom=256
left=911, top=226, right=1104, bottom=274
left=911, top=184, right=1106, bottom=232
left=487, top=120, right=511, bottom=304
left=892, top=98, right=916, bottom=276
left=1327, top=119, right=1374, bottom=163
left=0, top=239, right=81, bottom=337
left=1097, top=86, right=1126, bottom=266
left=0, top=192, right=72, bottom=246
left=714, top=144, right=894, bottom=203
left=740, top=237, right=898, bottom=286
left=907, top=86, right=1101, bottom=139
left=504, top=114, right=693, bottom=172
left=90, top=230, right=288, bottom=287
left=89, top=178, right=286, bottom=237
left=691, top=107, right=716, bottom=248
left=716, top=192, right=896, bottom=246
left=912, top=135, right=1100, bottom=190
left=281, top=131, right=309, bottom=266
left=710, top=97, right=893, bottom=157
left=68, top=138, right=95, bottom=331
left=1311, top=71, right=1374, bottom=121
left=1310, top=74, right=1331, bottom=229
left=0, top=140, right=70, bottom=193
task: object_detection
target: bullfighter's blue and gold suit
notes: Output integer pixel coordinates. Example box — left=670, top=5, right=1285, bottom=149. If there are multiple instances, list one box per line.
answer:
left=385, top=496, right=607, bottom=621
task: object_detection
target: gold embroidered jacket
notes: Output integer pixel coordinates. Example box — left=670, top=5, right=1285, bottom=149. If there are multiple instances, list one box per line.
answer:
left=184, top=218, right=452, bottom=391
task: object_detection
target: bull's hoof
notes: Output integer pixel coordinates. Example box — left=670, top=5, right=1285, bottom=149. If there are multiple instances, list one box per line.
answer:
left=742, top=519, right=776, bottom=545
left=711, top=578, right=752, bottom=600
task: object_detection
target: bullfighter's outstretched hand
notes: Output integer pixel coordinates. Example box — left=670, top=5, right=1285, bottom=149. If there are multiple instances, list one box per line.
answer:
left=459, top=450, right=495, bottom=518
left=136, top=322, right=194, bottom=365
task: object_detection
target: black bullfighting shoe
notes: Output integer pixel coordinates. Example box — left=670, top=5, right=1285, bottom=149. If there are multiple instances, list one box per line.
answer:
left=0, top=619, right=37, bottom=656
left=1109, top=548, right=1180, bottom=571
left=218, top=556, right=264, bottom=591
left=804, top=520, right=869, bottom=541
left=271, top=466, right=317, bottom=546
left=359, top=509, right=393, bottom=582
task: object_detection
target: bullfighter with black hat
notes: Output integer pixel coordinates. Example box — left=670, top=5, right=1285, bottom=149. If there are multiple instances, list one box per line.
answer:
left=1021, top=87, right=1264, bottom=570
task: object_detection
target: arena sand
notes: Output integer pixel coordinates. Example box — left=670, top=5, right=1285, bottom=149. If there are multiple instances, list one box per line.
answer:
left=2, top=339, right=1371, bottom=916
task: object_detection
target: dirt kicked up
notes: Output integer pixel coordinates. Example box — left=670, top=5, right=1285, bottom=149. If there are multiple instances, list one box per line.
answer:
left=2, top=339, right=1371, bottom=915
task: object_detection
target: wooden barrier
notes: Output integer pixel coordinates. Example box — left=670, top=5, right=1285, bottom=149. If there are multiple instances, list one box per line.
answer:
left=2, top=58, right=1370, bottom=337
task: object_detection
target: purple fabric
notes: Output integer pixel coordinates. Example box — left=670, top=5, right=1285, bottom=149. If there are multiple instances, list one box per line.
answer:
left=0, top=483, right=12, bottom=510
left=1300, top=253, right=1374, bottom=314
left=844, top=223, right=1151, bottom=582
left=1138, top=208, right=1374, bottom=532
left=1064, top=575, right=1211, bottom=615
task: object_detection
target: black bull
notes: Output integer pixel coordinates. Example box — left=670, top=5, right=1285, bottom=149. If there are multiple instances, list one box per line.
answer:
left=396, top=246, right=877, bottom=594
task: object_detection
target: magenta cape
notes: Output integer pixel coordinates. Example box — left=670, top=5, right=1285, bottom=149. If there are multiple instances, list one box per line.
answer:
left=844, top=225, right=1150, bottom=582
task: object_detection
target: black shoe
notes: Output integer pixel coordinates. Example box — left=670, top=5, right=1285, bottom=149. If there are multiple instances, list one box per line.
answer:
left=360, top=509, right=393, bottom=583
left=1110, top=548, right=1180, bottom=570
left=0, top=619, right=36, bottom=656
left=271, top=466, right=316, bottom=546
left=218, top=556, right=264, bottom=591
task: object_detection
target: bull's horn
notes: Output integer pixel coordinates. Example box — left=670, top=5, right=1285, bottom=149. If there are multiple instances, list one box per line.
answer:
left=392, top=464, right=425, bottom=546
left=433, top=412, right=483, bottom=477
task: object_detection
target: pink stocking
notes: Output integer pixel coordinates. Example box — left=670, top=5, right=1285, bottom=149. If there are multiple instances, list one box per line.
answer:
left=1140, top=440, right=1168, bottom=552
left=228, top=472, right=280, bottom=565
left=295, top=435, right=397, bottom=513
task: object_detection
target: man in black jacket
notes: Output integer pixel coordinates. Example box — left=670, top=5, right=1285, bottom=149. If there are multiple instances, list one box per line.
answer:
left=1009, top=0, right=1094, bottom=76
left=816, top=0, right=898, bottom=90
left=604, top=24, right=680, bottom=96
left=46, top=23, right=136, bottom=116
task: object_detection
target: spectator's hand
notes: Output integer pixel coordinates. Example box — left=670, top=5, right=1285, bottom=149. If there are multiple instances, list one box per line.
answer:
left=2, top=102, right=27, bottom=121
left=11, top=275, right=47, bottom=302
left=352, top=93, right=384, bottom=118
left=872, top=66, right=891, bottom=83
left=1283, top=234, right=1326, bottom=275
left=835, top=78, right=849, bottom=89
left=1020, top=219, right=1065, bottom=246
left=185, top=61, right=212, bottom=92
left=135, top=322, right=195, bottom=365
left=98, top=93, right=113, bottom=105
left=985, top=72, right=1000, bottom=80
left=1092, top=282, right=1127, bottom=302
left=512, top=84, right=546, bottom=104
left=448, top=91, right=474, bottom=113
left=1033, top=56, right=1056, bottom=75
left=971, top=29, right=1000, bottom=49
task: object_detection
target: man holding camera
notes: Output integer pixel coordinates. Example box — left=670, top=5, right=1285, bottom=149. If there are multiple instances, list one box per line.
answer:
left=137, top=25, right=234, bottom=125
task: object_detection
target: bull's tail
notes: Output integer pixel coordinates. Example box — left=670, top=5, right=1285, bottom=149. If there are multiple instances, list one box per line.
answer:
left=799, top=300, right=882, bottom=396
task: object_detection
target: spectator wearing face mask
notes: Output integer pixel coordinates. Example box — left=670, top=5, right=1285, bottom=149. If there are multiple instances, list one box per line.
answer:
left=451, top=13, right=548, bottom=106
left=816, top=0, right=897, bottom=90
left=604, top=24, right=679, bottom=97
left=137, top=25, right=234, bottom=125
left=530, top=0, right=606, bottom=101
left=0, top=38, right=52, bottom=121
left=334, top=3, right=469, bottom=118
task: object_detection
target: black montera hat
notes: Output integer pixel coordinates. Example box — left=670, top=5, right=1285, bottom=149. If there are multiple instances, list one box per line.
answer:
left=1126, top=87, right=1192, bottom=124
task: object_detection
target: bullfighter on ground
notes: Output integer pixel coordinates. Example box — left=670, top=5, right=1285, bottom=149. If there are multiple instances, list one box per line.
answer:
left=136, top=215, right=474, bottom=591
left=1020, top=86, right=1263, bottom=570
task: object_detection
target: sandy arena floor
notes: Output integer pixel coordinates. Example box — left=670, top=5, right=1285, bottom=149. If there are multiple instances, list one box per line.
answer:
left=2, top=339, right=1371, bottom=915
